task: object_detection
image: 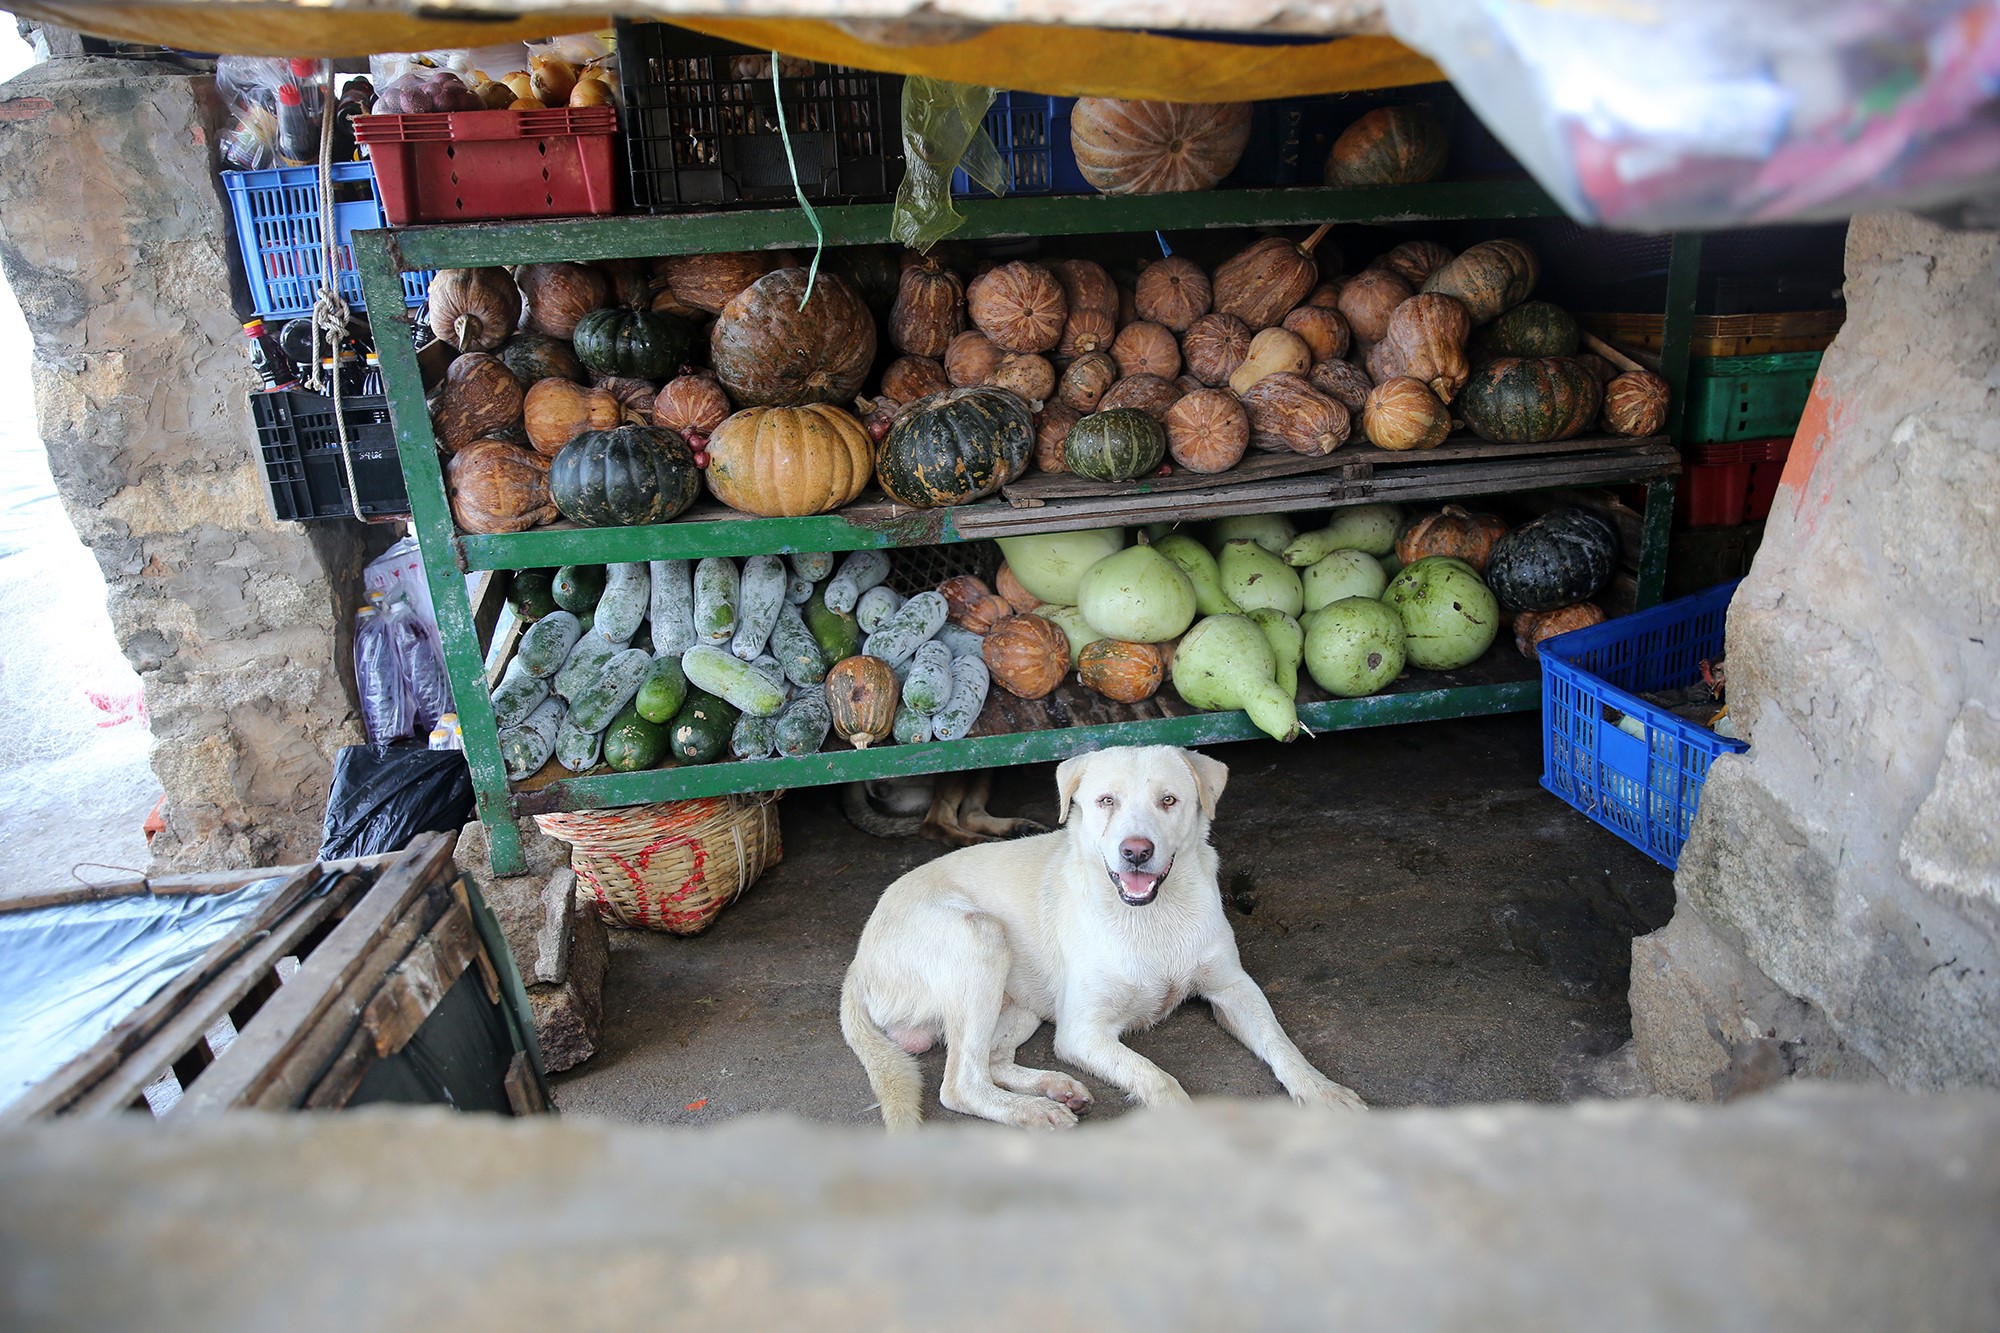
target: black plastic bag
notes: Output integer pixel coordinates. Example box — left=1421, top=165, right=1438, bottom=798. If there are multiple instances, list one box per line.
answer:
left=319, top=742, right=474, bottom=861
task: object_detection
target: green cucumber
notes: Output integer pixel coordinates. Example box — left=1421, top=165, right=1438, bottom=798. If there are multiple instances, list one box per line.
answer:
left=773, top=693, right=831, bottom=757
left=553, top=710, right=603, bottom=773
left=935, top=624, right=986, bottom=659
left=862, top=590, right=948, bottom=667
left=768, top=603, right=830, bottom=687
left=681, top=644, right=788, bottom=717
left=824, top=550, right=891, bottom=614
left=790, top=551, right=835, bottom=583
left=634, top=654, right=689, bottom=724
left=802, top=590, right=861, bottom=664
left=553, top=629, right=623, bottom=702
left=516, top=610, right=582, bottom=678
left=731, top=709, right=779, bottom=760
left=500, top=696, right=565, bottom=780
left=693, top=557, right=738, bottom=645
left=932, top=655, right=990, bottom=742
left=509, top=568, right=559, bottom=621
left=491, top=656, right=550, bottom=729
left=855, top=585, right=906, bottom=634
left=567, top=648, right=655, bottom=733
left=893, top=701, right=934, bottom=745
left=731, top=555, right=787, bottom=662
left=649, top=559, right=697, bottom=657
left=669, top=688, right=738, bottom=765
left=552, top=565, right=605, bottom=615
left=602, top=701, right=668, bottom=773
left=594, top=563, right=650, bottom=644
left=902, top=640, right=954, bottom=715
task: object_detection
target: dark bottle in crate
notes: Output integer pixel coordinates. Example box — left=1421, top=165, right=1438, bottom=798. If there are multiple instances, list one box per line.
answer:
left=242, top=318, right=298, bottom=390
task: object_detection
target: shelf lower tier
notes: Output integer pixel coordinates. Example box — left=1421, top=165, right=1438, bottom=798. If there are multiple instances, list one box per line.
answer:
left=509, top=649, right=1539, bottom=816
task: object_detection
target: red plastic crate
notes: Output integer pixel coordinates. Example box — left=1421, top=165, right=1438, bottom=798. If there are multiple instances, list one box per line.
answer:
left=1675, top=437, right=1792, bottom=527
left=353, top=108, right=619, bottom=225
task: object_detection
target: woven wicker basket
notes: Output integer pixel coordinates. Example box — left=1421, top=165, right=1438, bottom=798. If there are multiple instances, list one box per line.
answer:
left=535, top=793, right=782, bottom=934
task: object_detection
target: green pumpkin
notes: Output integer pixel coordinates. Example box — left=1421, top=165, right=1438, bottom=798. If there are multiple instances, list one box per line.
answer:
left=875, top=387, right=1033, bottom=509
left=1485, top=507, right=1618, bottom=612
left=1324, top=105, right=1449, bottom=187
left=572, top=307, right=696, bottom=381
left=1063, top=408, right=1167, bottom=482
left=498, top=333, right=588, bottom=385
left=602, top=701, right=668, bottom=772
left=549, top=425, right=702, bottom=528
left=508, top=567, right=559, bottom=620
left=1458, top=357, right=1602, bottom=444
left=1421, top=239, right=1539, bottom=325
left=1468, top=302, right=1579, bottom=361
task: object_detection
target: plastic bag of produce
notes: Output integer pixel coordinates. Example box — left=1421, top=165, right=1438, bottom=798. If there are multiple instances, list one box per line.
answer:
left=318, top=743, right=475, bottom=861
left=892, top=76, right=1007, bottom=251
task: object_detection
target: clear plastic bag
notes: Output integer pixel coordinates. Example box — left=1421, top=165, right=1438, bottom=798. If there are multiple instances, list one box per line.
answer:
left=383, top=596, right=453, bottom=736
left=892, top=77, right=1007, bottom=252
left=1387, top=0, right=2000, bottom=229
left=354, top=603, right=412, bottom=745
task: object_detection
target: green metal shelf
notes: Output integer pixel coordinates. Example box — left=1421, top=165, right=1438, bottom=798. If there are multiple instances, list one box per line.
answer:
left=352, top=183, right=1697, bottom=877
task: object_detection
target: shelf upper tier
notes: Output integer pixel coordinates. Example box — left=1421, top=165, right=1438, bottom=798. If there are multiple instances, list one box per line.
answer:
left=370, top=181, right=1564, bottom=270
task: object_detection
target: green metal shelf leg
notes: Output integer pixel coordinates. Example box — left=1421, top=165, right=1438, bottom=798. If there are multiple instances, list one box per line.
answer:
left=1636, top=478, right=1676, bottom=610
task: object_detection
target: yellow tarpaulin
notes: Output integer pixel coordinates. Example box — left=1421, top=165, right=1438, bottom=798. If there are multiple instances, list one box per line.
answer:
left=10, top=5, right=1440, bottom=98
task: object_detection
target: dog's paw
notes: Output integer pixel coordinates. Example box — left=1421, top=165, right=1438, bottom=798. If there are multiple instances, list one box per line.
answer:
left=1292, top=1077, right=1367, bottom=1111
left=1035, top=1072, right=1092, bottom=1113
left=1008, top=1098, right=1079, bottom=1131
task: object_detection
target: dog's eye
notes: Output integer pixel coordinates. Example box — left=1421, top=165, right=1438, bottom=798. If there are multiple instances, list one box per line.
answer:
left=1160, top=794, right=1178, bottom=808
left=1096, top=794, right=1115, bottom=808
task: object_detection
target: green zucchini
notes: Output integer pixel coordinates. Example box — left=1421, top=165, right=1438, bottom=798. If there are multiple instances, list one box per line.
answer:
left=731, top=709, right=779, bottom=760
left=893, top=701, right=934, bottom=746
left=791, top=551, right=835, bottom=583
left=634, top=654, right=689, bottom=724
left=594, top=563, right=650, bottom=644
left=902, top=640, right=954, bottom=715
left=802, top=590, right=862, bottom=664
left=553, top=629, right=623, bottom=702
left=669, top=688, right=738, bottom=765
left=602, top=701, right=668, bottom=773
left=855, top=585, right=906, bottom=634
left=693, top=557, right=739, bottom=645
left=516, top=610, right=582, bottom=678
left=491, top=656, right=550, bottom=729
left=862, top=590, right=948, bottom=667
left=773, top=692, right=831, bottom=757
left=567, top=648, right=655, bottom=733
left=499, top=696, right=565, bottom=780
left=509, top=568, right=559, bottom=621
left=824, top=550, right=891, bottom=614
left=552, top=565, right=605, bottom=615
left=731, top=555, right=787, bottom=662
left=932, top=655, right=990, bottom=742
left=553, top=710, right=603, bottom=773
left=935, top=624, right=987, bottom=659
left=681, top=644, right=788, bottom=717
left=649, top=559, right=697, bottom=657
left=769, top=602, right=830, bottom=686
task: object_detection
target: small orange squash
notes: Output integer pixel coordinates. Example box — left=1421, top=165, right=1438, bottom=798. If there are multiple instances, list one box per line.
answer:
left=429, top=353, right=524, bottom=452
left=982, top=613, right=1072, bottom=699
left=994, top=563, right=1041, bottom=614
left=446, top=439, right=556, bottom=534
left=967, top=261, right=1067, bottom=354
left=704, top=404, right=875, bottom=517
left=1361, top=377, right=1452, bottom=452
left=1397, top=504, right=1510, bottom=572
left=1035, top=402, right=1082, bottom=473
left=945, top=330, right=1004, bottom=387
left=1058, top=352, right=1119, bottom=413
left=1309, top=357, right=1374, bottom=413
left=889, top=255, right=965, bottom=358
left=1182, top=312, right=1254, bottom=387
left=1111, top=321, right=1182, bottom=380
left=880, top=355, right=951, bottom=405
left=1603, top=370, right=1670, bottom=437
left=1282, top=304, right=1351, bottom=363
left=1135, top=256, right=1211, bottom=332
left=1098, top=373, right=1182, bottom=421
left=1513, top=602, right=1607, bottom=658
left=826, top=656, right=899, bottom=748
left=524, top=377, right=621, bottom=456
left=1368, top=293, right=1472, bottom=403
left=1164, top=388, right=1250, bottom=473
left=651, top=372, right=732, bottom=439
left=1077, top=639, right=1164, bottom=703
left=1336, top=269, right=1412, bottom=345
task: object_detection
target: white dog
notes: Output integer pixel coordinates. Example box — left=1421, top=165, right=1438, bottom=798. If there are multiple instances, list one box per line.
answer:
left=840, top=745, right=1366, bottom=1130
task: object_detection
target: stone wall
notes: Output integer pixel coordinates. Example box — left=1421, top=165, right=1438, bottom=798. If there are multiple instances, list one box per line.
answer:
left=1633, top=211, right=2000, bottom=1097
left=0, top=57, right=379, bottom=869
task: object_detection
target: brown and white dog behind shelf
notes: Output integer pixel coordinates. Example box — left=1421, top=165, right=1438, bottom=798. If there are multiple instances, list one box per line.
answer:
left=840, top=744, right=1366, bottom=1131
left=841, top=771, right=1046, bottom=848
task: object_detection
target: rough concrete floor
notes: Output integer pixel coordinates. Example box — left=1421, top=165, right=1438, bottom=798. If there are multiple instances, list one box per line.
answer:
left=553, top=713, right=1674, bottom=1127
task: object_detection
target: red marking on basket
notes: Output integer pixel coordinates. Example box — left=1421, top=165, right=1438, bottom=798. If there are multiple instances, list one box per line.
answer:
left=606, top=830, right=709, bottom=927
left=685, top=1099, right=708, bottom=1112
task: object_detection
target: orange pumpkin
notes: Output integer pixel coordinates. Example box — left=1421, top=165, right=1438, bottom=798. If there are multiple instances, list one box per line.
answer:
left=703, top=404, right=874, bottom=517
left=945, top=330, right=1004, bottom=387
left=1135, top=256, right=1212, bottom=332
left=1182, top=313, right=1254, bottom=388
left=967, top=262, right=1066, bottom=353
left=982, top=613, right=1072, bottom=699
left=1361, top=378, right=1451, bottom=452
left=1397, top=504, right=1510, bottom=573
left=1070, top=99, right=1253, bottom=194
left=986, top=353, right=1057, bottom=405
left=1368, top=293, right=1472, bottom=402
left=1058, top=352, right=1120, bottom=413
left=1336, top=269, right=1412, bottom=345
left=1372, top=240, right=1456, bottom=288
left=1078, top=639, right=1164, bottom=703
left=1310, top=357, right=1374, bottom=413
left=1098, top=373, right=1183, bottom=421
left=1165, top=388, right=1250, bottom=473
left=1513, top=602, right=1607, bottom=658
left=1323, top=106, right=1449, bottom=187
left=1034, top=402, right=1081, bottom=473
left=826, top=656, right=899, bottom=748
left=524, top=377, right=621, bottom=456
left=880, top=355, right=951, bottom=405
left=517, top=262, right=609, bottom=340
left=1603, top=370, right=1670, bottom=437
left=446, top=439, right=556, bottom=534
left=889, top=256, right=965, bottom=358
left=1112, top=321, right=1182, bottom=380
left=940, top=575, right=1006, bottom=633
left=429, top=353, right=524, bottom=452
left=994, top=563, right=1041, bottom=614
left=651, top=372, right=732, bottom=439
left=1282, top=305, right=1352, bottom=363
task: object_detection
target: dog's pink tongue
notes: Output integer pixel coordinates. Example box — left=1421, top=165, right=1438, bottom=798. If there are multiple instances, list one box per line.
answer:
left=1116, top=871, right=1161, bottom=898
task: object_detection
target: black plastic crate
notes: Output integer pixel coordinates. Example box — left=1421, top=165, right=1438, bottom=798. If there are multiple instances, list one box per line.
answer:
left=250, top=390, right=409, bottom=522
left=615, top=20, right=905, bottom=210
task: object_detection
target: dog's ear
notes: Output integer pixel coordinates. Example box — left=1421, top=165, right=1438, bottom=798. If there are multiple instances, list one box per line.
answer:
left=1180, top=749, right=1229, bottom=820
left=1055, top=753, right=1093, bottom=825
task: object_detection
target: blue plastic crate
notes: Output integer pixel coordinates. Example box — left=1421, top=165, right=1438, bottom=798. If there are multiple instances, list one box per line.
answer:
left=1539, top=581, right=1747, bottom=869
left=222, top=163, right=432, bottom=321
left=952, top=93, right=1088, bottom=198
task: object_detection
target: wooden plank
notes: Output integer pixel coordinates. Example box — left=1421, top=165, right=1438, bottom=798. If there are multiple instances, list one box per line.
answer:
left=453, top=878, right=505, bottom=1007
left=363, top=900, right=479, bottom=1059
left=0, top=852, right=400, bottom=917
left=504, top=1051, right=551, bottom=1116
left=167, top=832, right=458, bottom=1117
left=0, top=864, right=336, bottom=1123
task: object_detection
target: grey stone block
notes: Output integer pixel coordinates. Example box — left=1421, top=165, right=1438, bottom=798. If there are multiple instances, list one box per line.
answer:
left=530, top=896, right=606, bottom=1073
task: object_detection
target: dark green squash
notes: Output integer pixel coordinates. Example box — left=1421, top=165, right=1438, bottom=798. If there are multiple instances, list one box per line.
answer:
left=508, top=567, right=560, bottom=620
left=1468, top=301, right=1579, bottom=361
left=549, top=425, right=701, bottom=528
left=1323, top=106, right=1449, bottom=187
left=875, top=387, right=1033, bottom=509
left=1458, top=356, right=1603, bottom=444
left=571, top=308, right=696, bottom=381
left=499, top=333, right=588, bottom=385
left=1485, top=506, right=1618, bottom=612
left=602, top=701, right=669, bottom=772
left=1062, top=408, right=1167, bottom=482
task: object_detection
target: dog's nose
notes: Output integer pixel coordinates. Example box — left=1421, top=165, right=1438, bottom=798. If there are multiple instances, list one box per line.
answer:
left=1120, top=837, right=1154, bottom=867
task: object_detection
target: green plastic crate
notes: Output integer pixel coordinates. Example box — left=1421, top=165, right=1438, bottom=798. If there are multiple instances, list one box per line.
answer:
left=1683, top=351, right=1822, bottom=444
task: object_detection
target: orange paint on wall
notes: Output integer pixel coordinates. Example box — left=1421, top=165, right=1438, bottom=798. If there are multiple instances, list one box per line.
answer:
left=1781, top=372, right=1841, bottom=538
